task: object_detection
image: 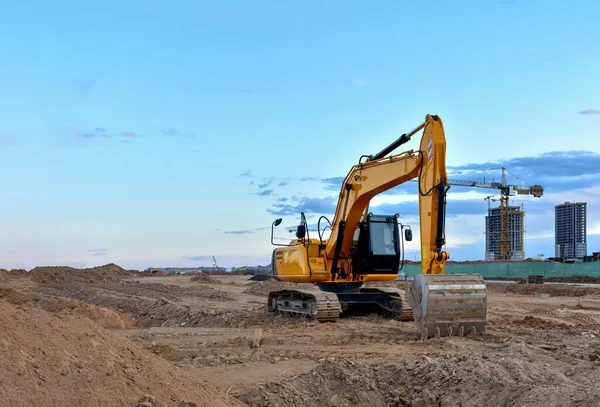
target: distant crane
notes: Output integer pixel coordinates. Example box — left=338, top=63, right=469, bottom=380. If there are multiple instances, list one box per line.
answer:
left=448, top=167, right=544, bottom=261
left=212, top=256, right=220, bottom=273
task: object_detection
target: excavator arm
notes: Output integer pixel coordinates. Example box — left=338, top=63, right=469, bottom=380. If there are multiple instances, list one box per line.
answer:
left=323, top=114, right=449, bottom=277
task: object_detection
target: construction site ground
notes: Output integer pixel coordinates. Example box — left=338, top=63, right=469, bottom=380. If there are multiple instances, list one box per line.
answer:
left=1, top=266, right=600, bottom=406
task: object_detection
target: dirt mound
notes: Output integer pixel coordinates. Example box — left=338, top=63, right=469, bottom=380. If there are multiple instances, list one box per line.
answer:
left=243, top=279, right=316, bottom=297
left=191, top=273, right=221, bottom=284
left=0, top=287, right=134, bottom=330
left=0, top=299, right=243, bottom=407
left=29, top=263, right=136, bottom=284
left=38, top=283, right=255, bottom=328
left=0, top=287, right=38, bottom=304
left=0, top=268, right=28, bottom=281
left=203, top=270, right=231, bottom=276
left=514, top=315, right=572, bottom=330
left=103, top=281, right=233, bottom=302
left=488, top=283, right=600, bottom=297
left=240, top=355, right=600, bottom=407
left=546, top=276, right=600, bottom=284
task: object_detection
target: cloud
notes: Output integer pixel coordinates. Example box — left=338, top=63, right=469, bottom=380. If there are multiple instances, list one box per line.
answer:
left=76, top=128, right=144, bottom=141
left=183, top=255, right=214, bottom=262
left=220, top=226, right=269, bottom=235
left=243, top=175, right=293, bottom=198
left=255, top=149, right=599, bottom=250
left=267, top=196, right=337, bottom=216
left=320, top=176, right=345, bottom=191
left=88, top=249, right=109, bottom=256
left=158, top=126, right=195, bottom=138
left=78, top=128, right=111, bottom=139
left=371, top=198, right=488, bottom=218
left=223, top=230, right=254, bottom=235
left=447, top=150, right=600, bottom=192
left=310, top=176, right=410, bottom=195
left=121, top=131, right=138, bottom=137
left=353, top=78, right=366, bottom=87
left=255, top=177, right=290, bottom=189
left=255, top=189, right=274, bottom=196
left=579, top=109, right=600, bottom=116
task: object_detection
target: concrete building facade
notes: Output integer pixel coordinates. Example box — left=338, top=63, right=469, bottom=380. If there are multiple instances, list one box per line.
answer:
left=555, top=202, right=587, bottom=259
left=485, top=205, right=525, bottom=261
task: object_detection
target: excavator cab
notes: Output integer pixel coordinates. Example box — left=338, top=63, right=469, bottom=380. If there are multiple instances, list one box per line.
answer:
left=352, top=213, right=409, bottom=275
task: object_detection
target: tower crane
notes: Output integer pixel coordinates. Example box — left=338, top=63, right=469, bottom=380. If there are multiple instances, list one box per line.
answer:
left=448, top=167, right=543, bottom=261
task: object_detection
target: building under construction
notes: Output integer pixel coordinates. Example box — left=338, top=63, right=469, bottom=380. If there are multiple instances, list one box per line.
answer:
left=555, top=201, right=587, bottom=259
left=485, top=204, right=525, bottom=261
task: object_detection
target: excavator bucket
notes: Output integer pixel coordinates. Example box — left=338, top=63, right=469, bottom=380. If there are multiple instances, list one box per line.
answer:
left=407, top=273, right=488, bottom=340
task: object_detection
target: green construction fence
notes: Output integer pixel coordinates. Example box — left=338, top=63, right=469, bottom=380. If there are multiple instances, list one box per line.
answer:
left=397, top=261, right=600, bottom=279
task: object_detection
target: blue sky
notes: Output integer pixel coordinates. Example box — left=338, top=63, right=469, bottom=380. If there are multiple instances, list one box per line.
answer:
left=1, top=0, right=599, bottom=270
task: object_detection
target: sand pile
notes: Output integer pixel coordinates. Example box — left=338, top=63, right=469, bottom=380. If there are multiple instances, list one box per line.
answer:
left=37, top=283, right=248, bottom=328
left=0, top=287, right=133, bottom=329
left=29, top=263, right=136, bottom=284
left=0, top=299, right=243, bottom=407
left=240, top=354, right=600, bottom=407
left=488, top=282, right=600, bottom=297
left=191, top=273, right=220, bottom=284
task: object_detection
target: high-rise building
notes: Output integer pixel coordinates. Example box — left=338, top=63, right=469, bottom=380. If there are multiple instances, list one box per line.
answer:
left=555, top=202, right=587, bottom=259
left=485, top=205, right=525, bottom=261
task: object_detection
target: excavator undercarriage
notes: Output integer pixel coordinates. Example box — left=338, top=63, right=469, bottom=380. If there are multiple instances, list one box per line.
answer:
left=267, top=283, right=414, bottom=322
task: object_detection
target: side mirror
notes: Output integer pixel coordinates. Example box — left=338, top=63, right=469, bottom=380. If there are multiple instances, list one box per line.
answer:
left=271, top=218, right=283, bottom=246
left=296, top=224, right=306, bottom=239
left=404, top=229, right=412, bottom=242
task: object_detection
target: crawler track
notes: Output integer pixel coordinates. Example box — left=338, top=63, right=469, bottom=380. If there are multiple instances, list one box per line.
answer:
left=268, top=286, right=414, bottom=322
left=363, top=287, right=414, bottom=321
left=267, top=289, right=341, bottom=322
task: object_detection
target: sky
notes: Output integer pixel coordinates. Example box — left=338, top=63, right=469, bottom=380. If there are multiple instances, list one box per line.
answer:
left=0, top=0, right=599, bottom=270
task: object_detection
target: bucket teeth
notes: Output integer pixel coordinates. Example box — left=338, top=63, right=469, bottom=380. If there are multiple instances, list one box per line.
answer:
left=407, top=274, right=488, bottom=340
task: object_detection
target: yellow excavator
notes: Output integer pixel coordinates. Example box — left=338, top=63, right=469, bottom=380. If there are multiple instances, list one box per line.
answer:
left=268, top=114, right=488, bottom=339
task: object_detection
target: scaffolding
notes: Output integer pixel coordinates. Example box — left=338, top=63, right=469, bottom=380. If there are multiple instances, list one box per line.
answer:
left=485, top=201, right=525, bottom=261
